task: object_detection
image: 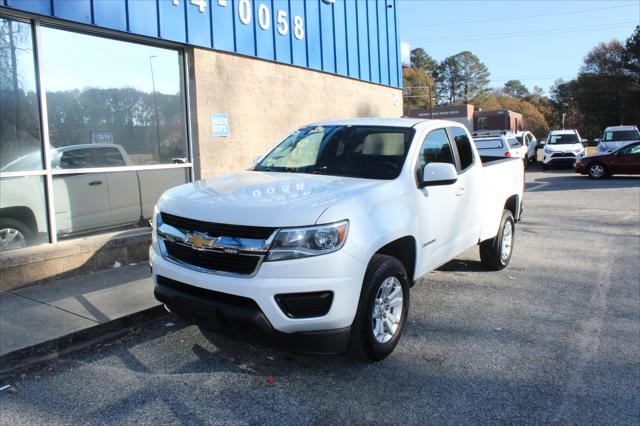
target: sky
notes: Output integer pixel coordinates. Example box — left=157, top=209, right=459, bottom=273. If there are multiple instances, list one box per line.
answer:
left=397, top=0, right=640, bottom=94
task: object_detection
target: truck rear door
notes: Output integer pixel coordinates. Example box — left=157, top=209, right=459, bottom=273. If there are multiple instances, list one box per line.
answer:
left=447, top=126, right=484, bottom=254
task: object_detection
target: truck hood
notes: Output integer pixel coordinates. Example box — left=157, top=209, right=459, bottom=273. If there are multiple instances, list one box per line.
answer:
left=544, top=143, right=583, bottom=152
left=157, top=171, right=381, bottom=227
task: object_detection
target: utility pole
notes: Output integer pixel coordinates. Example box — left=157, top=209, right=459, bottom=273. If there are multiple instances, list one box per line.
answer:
left=428, top=84, right=433, bottom=119
left=149, top=55, right=161, bottom=161
left=562, top=113, right=566, bottom=130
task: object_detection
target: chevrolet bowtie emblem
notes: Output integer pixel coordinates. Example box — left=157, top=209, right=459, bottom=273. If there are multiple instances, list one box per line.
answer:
left=184, top=232, right=218, bottom=250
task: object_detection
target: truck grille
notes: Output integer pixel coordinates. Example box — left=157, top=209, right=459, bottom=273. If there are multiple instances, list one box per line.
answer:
left=551, top=152, right=575, bottom=158
left=164, top=241, right=261, bottom=275
left=161, top=212, right=276, bottom=240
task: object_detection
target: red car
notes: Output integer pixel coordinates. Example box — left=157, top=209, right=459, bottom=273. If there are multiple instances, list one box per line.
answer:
left=575, top=142, right=640, bottom=179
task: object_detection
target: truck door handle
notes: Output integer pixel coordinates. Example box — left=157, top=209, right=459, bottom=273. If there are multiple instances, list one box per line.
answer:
left=455, top=186, right=465, bottom=196
left=88, top=180, right=103, bottom=186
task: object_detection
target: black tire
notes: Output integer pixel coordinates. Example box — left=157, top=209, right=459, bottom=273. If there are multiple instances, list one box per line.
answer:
left=0, top=218, right=33, bottom=250
left=523, top=157, right=529, bottom=170
left=587, top=162, right=607, bottom=179
left=542, top=163, right=549, bottom=170
left=479, top=210, right=515, bottom=271
left=347, top=254, right=410, bottom=362
left=530, top=154, right=537, bottom=164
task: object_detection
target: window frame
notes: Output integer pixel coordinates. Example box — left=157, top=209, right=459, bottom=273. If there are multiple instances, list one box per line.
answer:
left=413, top=127, right=458, bottom=187
left=446, top=126, right=476, bottom=174
left=0, top=13, right=194, bottom=246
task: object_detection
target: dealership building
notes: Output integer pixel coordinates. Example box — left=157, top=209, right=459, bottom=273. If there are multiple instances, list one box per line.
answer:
left=0, top=0, right=403, bottom=290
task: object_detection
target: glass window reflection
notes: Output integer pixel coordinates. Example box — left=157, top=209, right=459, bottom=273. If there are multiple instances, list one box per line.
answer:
left=0, top=18, right=43, bottom=172
left=40, top=27, right=187, bottom=167
left=0, top=176, right=49, bottom=251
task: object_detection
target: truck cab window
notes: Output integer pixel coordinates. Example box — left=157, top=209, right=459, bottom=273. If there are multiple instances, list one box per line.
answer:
left=91, top=148, right=127, bottom=167
left=418, top=129, right=454, bottom=170
left=58, top=149, right=94, bottom=169
left=450, top=127, right=475, bottom=171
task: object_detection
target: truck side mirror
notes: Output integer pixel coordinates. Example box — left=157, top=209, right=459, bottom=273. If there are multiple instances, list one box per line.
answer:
left=421, top=163, right=458, bottom=187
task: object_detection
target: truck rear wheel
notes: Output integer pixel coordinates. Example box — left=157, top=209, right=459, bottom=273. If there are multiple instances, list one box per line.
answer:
left=347, top=254, right=409, bottom=362
left=479, top=209, right=515, bottom=270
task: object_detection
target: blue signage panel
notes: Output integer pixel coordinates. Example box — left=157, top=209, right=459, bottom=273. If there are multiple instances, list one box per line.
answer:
left=211, top=113, right=230, bottom=137
left=0, top=0, right=401, bottom=88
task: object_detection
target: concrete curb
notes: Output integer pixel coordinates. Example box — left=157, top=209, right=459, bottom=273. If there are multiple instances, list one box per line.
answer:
left=0, top=305, right=167, bottom=375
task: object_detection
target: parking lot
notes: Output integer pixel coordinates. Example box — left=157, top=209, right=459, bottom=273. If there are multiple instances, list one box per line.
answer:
left=1, top=166, right=639, bottom=425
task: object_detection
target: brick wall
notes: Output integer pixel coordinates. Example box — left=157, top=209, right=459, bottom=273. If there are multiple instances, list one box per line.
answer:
left=190, top=48, right=404, bottom=179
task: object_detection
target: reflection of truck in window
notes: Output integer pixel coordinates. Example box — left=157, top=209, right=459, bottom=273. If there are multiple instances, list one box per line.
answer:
left=0, top=144, right=185, bottom=251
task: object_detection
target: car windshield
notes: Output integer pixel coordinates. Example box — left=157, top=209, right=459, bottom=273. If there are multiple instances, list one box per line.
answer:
left=254, top=125, right=415, bottom=180
left=548, top=134, right=579, bottom=144
left=604, top=130, right=640, bottom=142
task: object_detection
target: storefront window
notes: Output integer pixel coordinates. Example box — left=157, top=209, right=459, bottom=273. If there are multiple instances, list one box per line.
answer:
left=0, top=17, right=191, bottom=251
left=0, top=18, right=49, bottom=251
left=40, top=27, right=187, bottom=166
left=0, top=18, right=42, bottom=171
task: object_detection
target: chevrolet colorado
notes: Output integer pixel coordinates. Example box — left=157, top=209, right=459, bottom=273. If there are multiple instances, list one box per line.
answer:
left=151, top=118, right=524, bottom=361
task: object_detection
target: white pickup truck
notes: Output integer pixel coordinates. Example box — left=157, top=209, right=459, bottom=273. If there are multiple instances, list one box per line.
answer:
left=151, top=119, right=524, bottom=361
left=0, top=144, right=184, bottom=250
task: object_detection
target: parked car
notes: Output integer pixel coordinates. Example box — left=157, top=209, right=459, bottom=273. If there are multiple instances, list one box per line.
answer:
left=595, top=125, right=640, bottom=153
left=515, top=130, right=538, bottom=164
left=151, top=118, right=525, bottom=361
left=575, top=141, right=640, bottom=179
left=541, top=129, right=587, bottom=169
left=472, top=131, right=529, bottom=169
left=0, top=144, right=184, bottom=250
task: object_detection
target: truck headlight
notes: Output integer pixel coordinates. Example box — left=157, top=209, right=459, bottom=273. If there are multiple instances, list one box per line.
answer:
left=544, top=147, right=552, bottom=154
left=266, top=220, right=349, bottom=261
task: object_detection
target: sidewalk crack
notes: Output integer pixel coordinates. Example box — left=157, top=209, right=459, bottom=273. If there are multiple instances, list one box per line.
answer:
left=9, top=291, right=102, bottom=325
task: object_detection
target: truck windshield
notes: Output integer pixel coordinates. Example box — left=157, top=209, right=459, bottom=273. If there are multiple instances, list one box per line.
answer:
left=548, top=134, right=579, bottom=144
left=254, top=125, right=415, bottom=180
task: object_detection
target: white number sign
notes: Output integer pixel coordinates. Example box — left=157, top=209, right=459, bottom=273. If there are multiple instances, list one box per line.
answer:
left=170, top=0, right=306, bottom=40
left=258, top=3, right=270, bottom=30
left=276, top=10, right=288, bottom=36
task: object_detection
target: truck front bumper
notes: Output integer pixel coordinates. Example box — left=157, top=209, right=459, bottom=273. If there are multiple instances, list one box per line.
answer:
left=150, top=246, right=367, bottom=352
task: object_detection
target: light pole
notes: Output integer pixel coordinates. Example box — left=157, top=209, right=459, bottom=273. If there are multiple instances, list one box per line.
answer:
left=428, top=84, right=433, bottom=119
left=149, top=55, right=161, bottom=161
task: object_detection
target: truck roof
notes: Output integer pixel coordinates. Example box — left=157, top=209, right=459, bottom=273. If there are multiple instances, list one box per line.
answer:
left=308, top=118, right=455, bottom=128
left=549, top=129, right=578, bottom=135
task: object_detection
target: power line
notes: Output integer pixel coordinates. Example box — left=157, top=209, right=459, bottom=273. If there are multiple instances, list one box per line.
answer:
left=406, top=21, right=636, bottom=44
left=400, top=3, right=637, bottom=29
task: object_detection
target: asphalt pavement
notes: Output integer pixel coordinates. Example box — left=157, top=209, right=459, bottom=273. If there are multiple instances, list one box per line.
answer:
left=1, top=166, right=639, bottom=425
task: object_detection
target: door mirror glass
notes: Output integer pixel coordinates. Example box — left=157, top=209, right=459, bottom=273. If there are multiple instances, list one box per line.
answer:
left=421, top=163, right=458, bottom=187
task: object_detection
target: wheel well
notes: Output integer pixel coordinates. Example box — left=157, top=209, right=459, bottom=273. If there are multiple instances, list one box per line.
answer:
left=0, top=207, right=37, bottom=232
left=504, top=195, right=519, bottom=218
left=375, top=236, right=417, bottom=284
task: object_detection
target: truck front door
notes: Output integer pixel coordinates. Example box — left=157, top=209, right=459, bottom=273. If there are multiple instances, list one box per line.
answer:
left=414, top=128, right=459, bottom=273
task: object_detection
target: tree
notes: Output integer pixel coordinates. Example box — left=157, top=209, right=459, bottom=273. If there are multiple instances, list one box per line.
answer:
left=455, top=51, right=491, bottom=103
left=402, top=67, right=435, bottom=113
left=436, top=55, right=462, bottom=104
left=504, top=80, right=530, bottom=99
left=437, top=51, right=490, bottom=104
left=410, top=48, right=438, bottom=78
left=623, top=25, right=639, bottom=78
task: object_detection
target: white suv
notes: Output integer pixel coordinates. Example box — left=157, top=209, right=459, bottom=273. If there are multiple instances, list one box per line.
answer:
left=596, top=125, right=640, bottom=153
left=472, top=131, right=529, bottom=168
left=541, top=129, right=586, bottom=169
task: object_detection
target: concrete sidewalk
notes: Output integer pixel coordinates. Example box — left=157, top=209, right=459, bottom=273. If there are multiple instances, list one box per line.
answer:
left=0, top=264, right=164, bottom=372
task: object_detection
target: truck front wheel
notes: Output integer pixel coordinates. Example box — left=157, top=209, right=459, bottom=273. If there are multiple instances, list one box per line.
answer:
left=479, top=209, right=515, bottom=270
left=347, top=254, right=410, bottom=362
left=0, top=218, right=32, bottom=251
